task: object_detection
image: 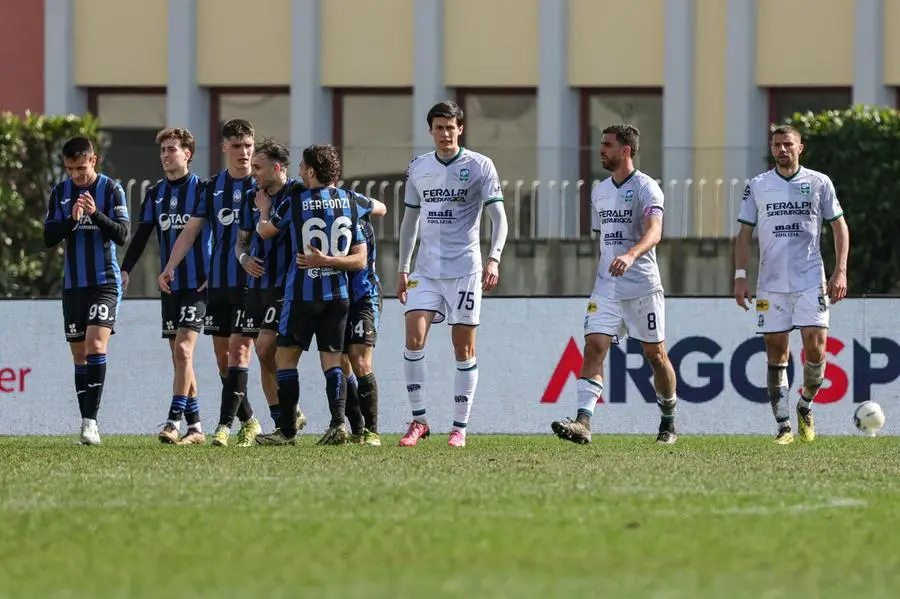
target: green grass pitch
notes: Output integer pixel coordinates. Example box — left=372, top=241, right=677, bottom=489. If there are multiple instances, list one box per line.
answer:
left=1, top=434, right=898, bottom=598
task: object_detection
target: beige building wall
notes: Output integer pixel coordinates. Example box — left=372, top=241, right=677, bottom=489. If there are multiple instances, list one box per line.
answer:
left=445, top=0, right=538, bottom=86
left=568, top=0, right=664, bottom=86
left=884, top=0, right=900, bottom=85
left=197, top=0, right=291, bottom=86
left=756, top=0, right=854, bottom=85
left=321, top=0, right=413, bottom=86
left=74, top=0, right=167, bottom=85
left=692, top=0, right=727, bottom=237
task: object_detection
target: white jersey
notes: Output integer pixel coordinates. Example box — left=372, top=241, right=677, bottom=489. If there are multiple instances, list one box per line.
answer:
left=738, top=167, right=843, bottom=293
left=404, top=148, right=503, bottom=279
left=590, top=170, right=665, bottom=300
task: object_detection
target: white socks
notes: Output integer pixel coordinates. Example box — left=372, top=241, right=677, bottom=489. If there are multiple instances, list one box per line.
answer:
left=453, top=358, right=478, bottom=433
left=576, top=377, right=603, bottom=418
left=404, top=349, right=427, bottom=422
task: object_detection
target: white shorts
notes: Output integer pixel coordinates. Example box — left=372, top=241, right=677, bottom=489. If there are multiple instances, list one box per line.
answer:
left=756, top=284, right=829, bottom=333
left=405, top=272, right=482, bottom=326
left=583, top=290, right=665, bottom=344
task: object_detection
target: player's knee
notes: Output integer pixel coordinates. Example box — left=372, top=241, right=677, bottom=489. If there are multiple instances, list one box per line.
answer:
left=405, top=335, right=425, bottom=352
left=644, top=346, right=670, bottom=371
left=173, top=340, right=193, bottom=365
left=255, top=338, right=276, bottom=365
left=349, top=352, right=372, bottom=377
left=85, top=338, right=106, bottom=356
left=582, top=336, right=609, bottom=373
left=803, top=337, right=826, bottom=364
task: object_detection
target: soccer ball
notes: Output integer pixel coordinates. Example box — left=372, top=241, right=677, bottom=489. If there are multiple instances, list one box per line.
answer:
left=853, top=401, right=885, bottom=436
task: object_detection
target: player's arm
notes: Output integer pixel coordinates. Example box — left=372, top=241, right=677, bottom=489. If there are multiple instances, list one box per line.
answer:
left=257, top=193, right=289, bottom=240
left=485, top=200, right=508, bottom=265
left=823, top=176, right=848, bottom=302
left=369, top=198, right=387, bottom=217
left=299, top=241, right=367, bottom=272
left=164, top=183, right=210, bottom=272
left=398, top=170, right=421, bottom=275
left=88, top=183, right=129, bottom=246
left=121, top=189, right=157, bottom=274
left=163, top=217, right=205, bottom=272
left=733, top=183, right=758, bottom=310
left=830, top=216, right=849, bottom=275
left=43, top=187, right=78, bottom=247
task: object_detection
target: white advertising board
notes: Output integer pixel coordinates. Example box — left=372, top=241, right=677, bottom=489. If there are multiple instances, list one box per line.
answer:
left=0, top=298, right=896, bottom=436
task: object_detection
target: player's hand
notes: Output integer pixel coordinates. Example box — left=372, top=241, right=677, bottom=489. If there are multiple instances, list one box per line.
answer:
left=608, top=252, right=635, bottom=277
left=80, top=192, right=96, bottom=216
left=482, top=259, right=499, bottom=292
left=827, top=268, right=848, bottom=304
left=71, top=199, right=84, bottom=221
left=197, top=280, right=208, bottom=293
left=158, top=269, right=174, bottom=294
left=240, top=253, right=266, bottom=277
left=121, top=271, right=130, bottom=293
left=297, top=246, right=329, bottom=268
left=255, top=189, right=271, bottom=215
left=734, top=277, right=752, bottom=311
left=396, top=272, right=409, bottom=305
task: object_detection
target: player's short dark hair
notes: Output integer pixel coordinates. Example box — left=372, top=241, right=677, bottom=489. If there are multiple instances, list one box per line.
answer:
left=302, top=144, right=341, bottom=185
left=62, top=137, right=94, bottom=159
left=427, top=101, right=465, bottom=128
left=770, top=125, right=802, bottom=141
left=254, top=138, right=290, bottom=169
left=602, top=124, right=640, bottom=157
left=221, top=119, right=254, bottom=140
left=155, top=128, right=196, bottom=163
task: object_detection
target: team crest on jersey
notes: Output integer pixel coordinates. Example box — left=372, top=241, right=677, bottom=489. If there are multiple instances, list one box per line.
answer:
left=170, top=197, right=178, bottom=209
left=799, top=182, right=810, bottom=195
left=233, top=191, right=243, bottom=204
left=624, top=190, right=634, bottom=201
left=458, top=168, right=470, bottom=182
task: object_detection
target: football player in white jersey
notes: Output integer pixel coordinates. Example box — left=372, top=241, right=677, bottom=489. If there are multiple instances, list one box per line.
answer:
left=551, top=124, right=679, bottom=445
left=396, top=100, right=509, bottom=448
left=734, top=125, right=849, bottom=445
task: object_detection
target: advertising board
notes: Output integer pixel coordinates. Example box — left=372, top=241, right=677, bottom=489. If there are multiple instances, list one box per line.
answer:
left=1, top=298, right=895, bottom=436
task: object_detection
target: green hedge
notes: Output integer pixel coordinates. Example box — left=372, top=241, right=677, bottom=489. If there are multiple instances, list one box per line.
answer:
left=0, top=112, right=102, bottom=296
left=782, top=105, right=900, bottom=295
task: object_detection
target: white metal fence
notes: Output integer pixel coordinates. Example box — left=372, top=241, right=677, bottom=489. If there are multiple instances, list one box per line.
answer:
left=113, top=177, right=751, bottom=240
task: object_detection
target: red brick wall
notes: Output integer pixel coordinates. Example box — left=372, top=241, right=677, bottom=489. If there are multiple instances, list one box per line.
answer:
left=0, top=0, right=44, bottom=115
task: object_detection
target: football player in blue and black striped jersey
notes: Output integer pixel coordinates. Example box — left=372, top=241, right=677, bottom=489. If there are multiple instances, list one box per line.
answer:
left=121, top=128, right=209, bottom=445
left=255, top=144, right=385, bottom=446
left=43, top=137, right=130, bottom=445
left=236, top=138, right=308, bottom=436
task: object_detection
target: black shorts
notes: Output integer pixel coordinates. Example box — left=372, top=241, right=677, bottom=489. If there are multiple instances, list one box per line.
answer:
left=161, top=289, right=207, bottom=338
left=62, top=284, right=120, bottom=342
left=277, top=299, right=350, bottom=352
left=204, top=286, right=251, bottom=338
left=344, top=291, right=382, bottom=351
left=243, top=288, right=284, bottom=337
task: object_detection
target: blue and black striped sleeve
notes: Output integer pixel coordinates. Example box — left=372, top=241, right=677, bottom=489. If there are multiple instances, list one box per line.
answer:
left=89, top=183, right=128, bottom=246
left=121, top=187, right=156, bottom=273
left=43, top=186, right=76, bottom=247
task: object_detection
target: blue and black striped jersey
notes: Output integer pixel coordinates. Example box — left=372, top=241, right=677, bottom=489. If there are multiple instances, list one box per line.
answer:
left=44, top=174, right=130, bottom=290
left=192, top=170, right=254, bottom=289
left=273, top=187, right=372, bottom=302
left=239, top=179, right=303, bottom=290
left=349, top=217, right=380, bottom=302
left=126, top=173, right=210, bottom=292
